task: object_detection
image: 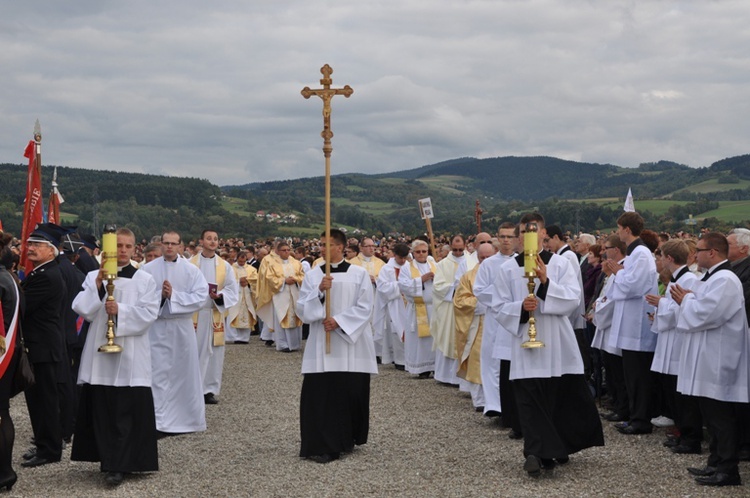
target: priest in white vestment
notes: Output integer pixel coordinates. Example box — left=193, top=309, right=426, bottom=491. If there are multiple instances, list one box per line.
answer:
left=474, top=222, right=517, bottom=423
left=373, top=244, right=410, bottom=369
left=454, top=242, right=495, bottom=411
left=226, top=251, right=258, bottom=344
left=141, top=231, right=208, bottom=434
left=256, top=242, right=304, bottom=352
left=71, top=228, right=161, bottom=486
left=190, top=230, right=239, bottom=404
left=297, top=229, right=377, bottom=463
left=430, top=235, right=467, bottom=385
left=398, top=240, right=436, bottom=377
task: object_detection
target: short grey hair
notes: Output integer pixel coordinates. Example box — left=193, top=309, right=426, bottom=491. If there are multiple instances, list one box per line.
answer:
left=579, top=233, right=596, bottom=246
left=411, top=240, right=428, bottom=251
left=730, top=228, right=750, bottom=250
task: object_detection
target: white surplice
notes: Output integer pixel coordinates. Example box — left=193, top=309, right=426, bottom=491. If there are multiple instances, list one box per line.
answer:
left=297, top=263, right=378, bottom=374
left=141, top=256, right=208, bottom=433
left=373, top=258, right=406, bottom=366
left=650, top=266, right=699, bottom=376
left=194, top=255, right=239, bottom=396
left=676, top=263, right=750, bottom=402
left=474, top=252, right=515, bottom=415
left=73, top=266, right=160, bottom=387
left=494, top=253, right=583, bottom=380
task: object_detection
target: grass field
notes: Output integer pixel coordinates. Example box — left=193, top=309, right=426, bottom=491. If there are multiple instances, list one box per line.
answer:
left=675, top=178, right=750, bottom=194
left=697, top=200, right=750, bottom=222
left=220, top=196, right=251, bottom=216
left=324, top=197, right=399, bottom=215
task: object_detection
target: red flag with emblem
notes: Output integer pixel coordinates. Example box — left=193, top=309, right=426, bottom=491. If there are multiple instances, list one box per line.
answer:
left=20, top=139, right=44, bottom=272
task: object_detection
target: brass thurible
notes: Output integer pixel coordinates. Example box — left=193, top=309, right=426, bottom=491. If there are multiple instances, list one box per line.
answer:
left=521, top=222, right=545, bottom=349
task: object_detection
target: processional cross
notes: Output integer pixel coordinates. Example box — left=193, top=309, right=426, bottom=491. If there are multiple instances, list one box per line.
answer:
left=301, top=64, right=353, bottom=354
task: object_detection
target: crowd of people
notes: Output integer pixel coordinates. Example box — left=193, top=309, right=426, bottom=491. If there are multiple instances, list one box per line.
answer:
left=0, top=213, right=748, bottom=489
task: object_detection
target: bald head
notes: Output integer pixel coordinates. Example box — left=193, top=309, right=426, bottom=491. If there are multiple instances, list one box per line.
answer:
left=477, top=241, right=496, bottom=263
left=474, top=232, right=492, bottom=245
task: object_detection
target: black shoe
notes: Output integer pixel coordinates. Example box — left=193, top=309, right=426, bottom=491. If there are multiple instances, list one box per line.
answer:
left=738, top=448, right=750, bottom=461
left=234, top=340, right=249, bottom=344
left=687, top=465, right=716, bottom=477
left=613, top=421, right=629, bottom=430
left=105, top=472, right=124, bottom=486
left=484, top=410, right=501, bottom=418
left=394, top=364, right=405, bottom=371
left=308, top=453, right=340, bottom=464
left=523, top=455, right=541, bottom=477
left=417, top=372, right=431, bottom=379
left=265, top=340, right=275, bottom=347
left=508, top=429, right=523, bottom=440
left=21, top=456, right=57, bottom=468
left=555, top=456, right=570, bottom=465
left=540, top=458, right=556, bottom=470
left=280, top=348, right=292, bottom=353
left=0, top=472, right=17, bottom=491
left=376, top=356, right=382, bottom=364
left=663, top=437, right=680, bottom=448
left=671, top=443, right=701, bottom=454
left=22, top=447, right=37, bottom=460
left=695, top=472, right=741, bottom=486
left=602, top=412, right=627, bottom=422
left=204, top=393, right=218, bottom=405
left=475, top=406, right=484, bottom=413
left=617, top=424, right=652, bottom=435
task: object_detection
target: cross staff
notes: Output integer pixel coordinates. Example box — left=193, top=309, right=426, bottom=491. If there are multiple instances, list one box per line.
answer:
left=301, top=64, right=353, bottom=354
left=475, top=199, right=482, bottom=234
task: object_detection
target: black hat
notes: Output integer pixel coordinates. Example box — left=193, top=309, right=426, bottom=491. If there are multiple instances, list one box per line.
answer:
left=81, top=234, right=100, bottom=250
left=27, top=223, right=73, bottom=250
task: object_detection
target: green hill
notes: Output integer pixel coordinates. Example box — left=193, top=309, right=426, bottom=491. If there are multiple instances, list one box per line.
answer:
left=2, top=154, right=749, bottom=240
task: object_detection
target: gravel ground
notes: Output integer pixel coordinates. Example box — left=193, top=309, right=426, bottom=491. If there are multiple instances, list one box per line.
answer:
left=6, top=339, right=749, bottom=497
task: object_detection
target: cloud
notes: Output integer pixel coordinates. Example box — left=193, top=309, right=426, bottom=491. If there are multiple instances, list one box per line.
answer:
left=2, top=0, right=750, bottom=185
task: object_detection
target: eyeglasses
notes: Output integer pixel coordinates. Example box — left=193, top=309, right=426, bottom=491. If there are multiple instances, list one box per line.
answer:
left=413, top=250, right=428, bottom=254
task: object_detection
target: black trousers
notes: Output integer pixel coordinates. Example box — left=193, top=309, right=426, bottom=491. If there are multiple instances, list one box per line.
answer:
left=621, top=349, right=655, bottom=430
left=675, top=392, right=703, bottom=447
left=499, top=360, right=521, bottom=432
left=698, top=396, right=740, bottom=474
left=602, top=351, right=629, bottom=418
left=24, top=361, right=62, bottom=461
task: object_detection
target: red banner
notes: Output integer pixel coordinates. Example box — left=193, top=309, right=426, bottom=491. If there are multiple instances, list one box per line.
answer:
left=20, top=140, right=44, bottom=272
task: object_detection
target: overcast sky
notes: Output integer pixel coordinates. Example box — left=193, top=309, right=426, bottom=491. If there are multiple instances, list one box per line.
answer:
left=2, top=1, right=749, bottom=187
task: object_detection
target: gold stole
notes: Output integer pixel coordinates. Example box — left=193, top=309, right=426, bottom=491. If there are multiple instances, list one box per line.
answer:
left=410, top=260, right=436, bottom=338
left=190, top=255, right=227, bottom=346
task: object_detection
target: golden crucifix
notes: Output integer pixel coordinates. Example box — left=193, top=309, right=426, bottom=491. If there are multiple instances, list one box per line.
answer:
left=301, top=64, right=353, bottom=354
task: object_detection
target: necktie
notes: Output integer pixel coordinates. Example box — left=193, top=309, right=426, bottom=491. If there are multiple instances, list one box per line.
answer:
left=701, top=271, right=710, bottom=282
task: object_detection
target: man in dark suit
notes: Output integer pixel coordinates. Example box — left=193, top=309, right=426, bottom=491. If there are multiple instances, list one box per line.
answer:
left=75, top=234, right=100, bottom=275
left=20, top=223, right=69, bottom=467
left=247, top=246, right=260, bottom=270
left=728, top=228, right=750, bottom=462
left=246, top=246, right=261, bottom=336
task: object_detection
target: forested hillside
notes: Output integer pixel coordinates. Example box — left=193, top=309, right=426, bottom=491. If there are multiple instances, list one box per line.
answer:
left=2, top=153, right=749, bottom=241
